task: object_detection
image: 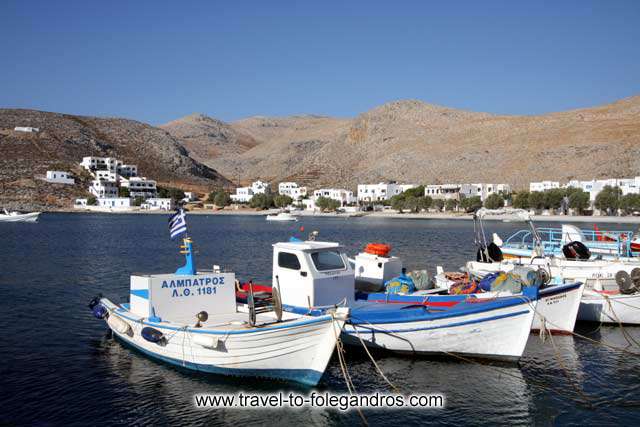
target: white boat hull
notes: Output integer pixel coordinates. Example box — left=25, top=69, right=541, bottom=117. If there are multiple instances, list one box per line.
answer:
left=0, top=212, right=40, bottom=222
left=342, top=300, right=536, bottom=361
left=577, top=291, right=640, bottom=324
left=100, top=299, right=346, bottom=386
left=467, top=259, right=640, bottom=324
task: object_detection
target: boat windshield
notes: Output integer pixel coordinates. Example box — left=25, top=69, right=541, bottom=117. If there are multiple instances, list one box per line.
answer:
left=311, top=251, right=345, bottom=271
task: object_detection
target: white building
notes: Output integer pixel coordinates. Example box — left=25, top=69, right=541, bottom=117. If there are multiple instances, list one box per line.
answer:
left=45, top=171, right=74, bottom=185
left=313, top=188, right=356, bottom=206
left=14, top=126, right=39, bottom=133
left=278, top=182, right=307, bottom=200
left=97, top=197, right=131, bottom=209
left=117, top=164, right=138, bottom=178
left=121, top=177, right=157, bottom=198
left=94, top=170, right=118, bottom=182
left=182, top=192, right=197, bottom=202
left=425, top=184, right=462, bottom=200
left=357, top=183, right=413, bottom=203
left=251, top=180, right=270, bottom=195
left=459, top=183, right=511, bottom=202
left=230, top=187, right=253, bottom=203
left=89, top=180, right=118, bottom=198
left=565, top=177, right=640, bottom=203
left=142, top=198, right=174, bottom=211
left=529, top=181, right=561, bottom=192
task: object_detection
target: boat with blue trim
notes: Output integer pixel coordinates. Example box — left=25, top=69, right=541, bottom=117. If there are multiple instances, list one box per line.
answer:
left=264, top=239, right=539, bottom=361
left=88, top=210, right=347, bottom=386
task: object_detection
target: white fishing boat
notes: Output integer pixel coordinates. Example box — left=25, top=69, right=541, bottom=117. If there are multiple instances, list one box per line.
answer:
left=0, top=209, right=40, bottom=222
left=89, top=210, right=347, bottom=386
left=266, top=239, right=539, bottom=361
left=433, top=268, right=585, bottom=333
left=266, top=212, right=298, bottom=222
left=464, top=208, right=640, bottom=325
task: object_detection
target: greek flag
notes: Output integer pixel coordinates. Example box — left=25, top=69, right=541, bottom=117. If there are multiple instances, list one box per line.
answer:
left=168, top=209, right=187, bottom=239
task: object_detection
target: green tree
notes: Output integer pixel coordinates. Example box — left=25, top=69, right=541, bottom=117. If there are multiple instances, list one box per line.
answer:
left=419, top=196, right=433, bottom=211
left=445, top=198, right=458, bottom=212
left=133, top=196, right=144, bottom=206
left=213, top=191, right=231, bottom=207
left=460, top=196, right=482, bottom=212
left=158, top=186, right=185, bottom=202
left=87, top=196, right=97, bottom=206
left=273, top=194, right=293, bottom=208
left=528, top=191, right=545, bottom=212
left=402, top=185, right=425, bottom=199
left=316, top=196, right=341, bottom=212
left=619, top=194, right=640, bottom=215
left=512, top=191, right=530, bottom=210
left=249, top=193, right=274, bottom=210
left=118, top=187, right=130, bottom=198
left=484, top=193, right=505, bottom=210
left=432, top=199, right=445, bottom=212
left=595, top=186, right=622, bottom=215
left=568, top=190, right=590, bottom=215
left=390, top=194, right=405, bottom=212
left=543, top=188, right=565, bottom=211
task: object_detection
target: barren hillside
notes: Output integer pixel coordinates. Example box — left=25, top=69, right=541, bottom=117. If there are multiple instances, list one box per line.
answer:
left=0, top=109, right=230, bottom=210
left=163, top=96, right=640, bottom=190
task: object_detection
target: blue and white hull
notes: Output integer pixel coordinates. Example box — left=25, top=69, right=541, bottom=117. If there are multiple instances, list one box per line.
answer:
left=342, top=296, right=537, bottom=361
left=99, top=299, right=347, bottom=386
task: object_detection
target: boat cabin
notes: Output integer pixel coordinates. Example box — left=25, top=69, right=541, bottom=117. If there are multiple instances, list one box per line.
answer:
left=273, top=241, right=355, bottom=308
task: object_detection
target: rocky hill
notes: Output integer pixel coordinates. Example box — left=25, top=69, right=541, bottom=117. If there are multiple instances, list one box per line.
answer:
left=0, top=109, right=230, bottom=210
left=163, top=96, right=640, bottom=190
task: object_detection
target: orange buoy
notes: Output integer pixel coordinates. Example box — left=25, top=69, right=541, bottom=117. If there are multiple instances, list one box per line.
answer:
left=364, top=243, right=392, bottom=257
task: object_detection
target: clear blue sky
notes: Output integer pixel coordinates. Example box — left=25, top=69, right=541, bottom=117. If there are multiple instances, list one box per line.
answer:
left=1, top=0, right=639, bottom=124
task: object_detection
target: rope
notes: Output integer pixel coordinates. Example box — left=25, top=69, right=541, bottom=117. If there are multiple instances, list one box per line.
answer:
left=603, top=296, right=640, bottom=348
left=331, top=313, right=368, bottom=426
left=351, top=325, right=402, bottom=394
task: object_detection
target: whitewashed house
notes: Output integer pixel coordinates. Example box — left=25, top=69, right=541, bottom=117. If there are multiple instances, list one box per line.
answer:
left=94, top=170, right=118, bottom=182
left=14, top=126, right=39, bottom=132
left=230, top=187, right=253, bottom=203
left=529, top=181, right=561, bottom=192
left=45, top=171, right=75, bottom=185
left=425, top=184, right=462, bottom=200
left=357, top=182, right=412, bottom=203
left=89, top=180, right=118, bottom=198
left=121, top=177, right=157, bottom=198
left=117, top=164, right=138, bottom=178
left=142, top=198, right=174, bottom=211
left=278, top=182, right=307, bottom=200
left=97, top=197, right=131, bottom=209
left=251, top=180, right=270, bottom=195
left=313, top=188, right=356, bottom=206
left=459, top=183, right=511, bottom=202
left=182, top=192, right=197, bottom=202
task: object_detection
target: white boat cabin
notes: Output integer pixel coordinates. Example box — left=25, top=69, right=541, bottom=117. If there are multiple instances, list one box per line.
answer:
left=273, top=241, right=355, bottom=308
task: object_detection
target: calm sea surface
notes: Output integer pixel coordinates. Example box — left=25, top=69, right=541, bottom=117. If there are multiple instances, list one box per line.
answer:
left=1, top=213, right=640, bottom=426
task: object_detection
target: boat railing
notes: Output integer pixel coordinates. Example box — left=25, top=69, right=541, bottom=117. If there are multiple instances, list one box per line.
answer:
left=503, top=227, right=634, bottom=257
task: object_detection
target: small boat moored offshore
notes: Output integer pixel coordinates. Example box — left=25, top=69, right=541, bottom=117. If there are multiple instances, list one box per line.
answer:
left=0, top=209, right=40, bottom=222
left=266, top=212, right=298, bottom=222
left=89, top=209, right=347, bottom=386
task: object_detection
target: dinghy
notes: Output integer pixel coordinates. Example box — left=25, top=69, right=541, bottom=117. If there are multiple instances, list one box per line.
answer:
left=89, top=209, right=347, bottom=386
left=0, top=209, right=40, bottom=222
left=243, top=239, right=540, bottom=361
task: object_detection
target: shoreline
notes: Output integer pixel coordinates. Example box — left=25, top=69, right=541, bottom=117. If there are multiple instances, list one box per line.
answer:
left=46, top=208, right=640, bottom=223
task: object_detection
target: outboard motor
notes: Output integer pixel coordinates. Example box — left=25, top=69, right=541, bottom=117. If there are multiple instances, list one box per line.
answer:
left=476, top=243, right=504, bottom=263
left=562, top=241, right=591, bottom=260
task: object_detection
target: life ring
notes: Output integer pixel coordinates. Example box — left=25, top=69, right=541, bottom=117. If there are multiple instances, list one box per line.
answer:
left=364, top=243, right=392, bottom=257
